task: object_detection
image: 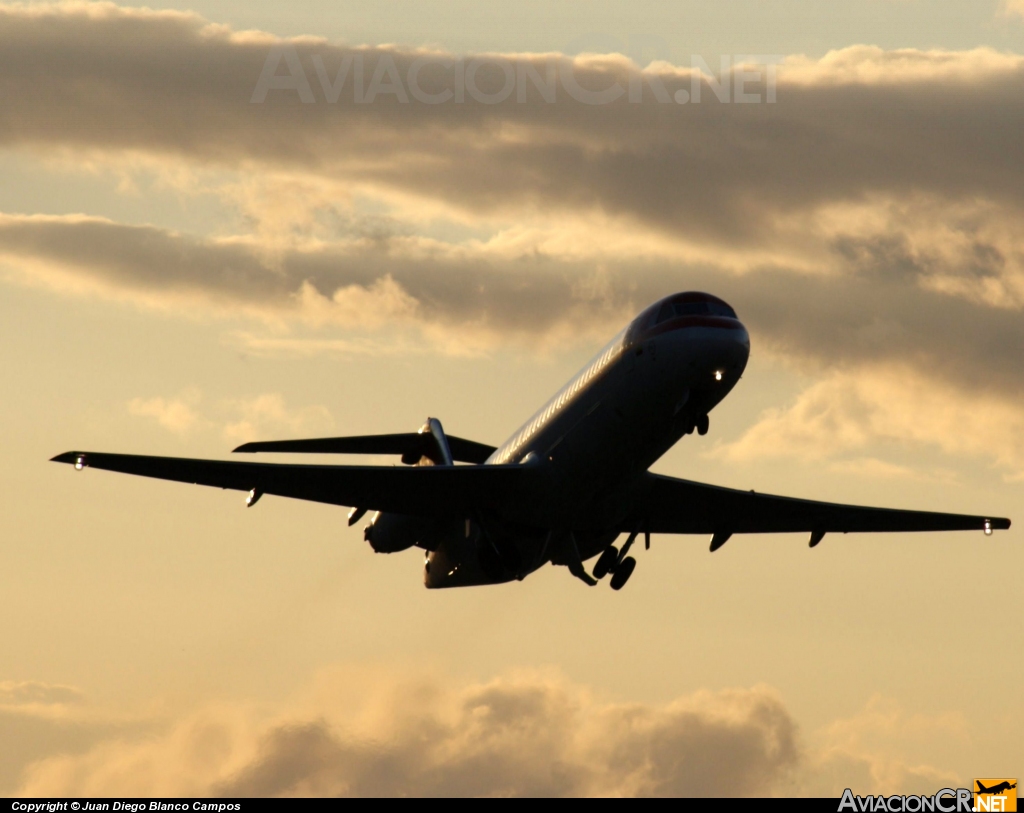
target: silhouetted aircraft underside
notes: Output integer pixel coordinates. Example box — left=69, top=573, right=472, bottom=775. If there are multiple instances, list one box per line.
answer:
left=53, top=292, right=1010, bottom=590
left=976, top=782, right=1017, bottom=796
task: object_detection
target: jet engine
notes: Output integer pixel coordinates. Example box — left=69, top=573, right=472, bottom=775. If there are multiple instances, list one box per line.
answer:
left=363, top=511, right=429, bottom=553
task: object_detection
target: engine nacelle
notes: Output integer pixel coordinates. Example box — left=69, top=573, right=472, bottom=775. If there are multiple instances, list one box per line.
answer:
left=363, top=511, right=429, bottom=553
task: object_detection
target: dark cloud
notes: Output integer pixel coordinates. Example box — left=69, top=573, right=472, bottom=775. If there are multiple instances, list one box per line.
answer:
left=3, top=214, right=1022, bottom=400
left=0, top=214, right=626, bottom=338
left=1, top=6, right=1023, bottom=245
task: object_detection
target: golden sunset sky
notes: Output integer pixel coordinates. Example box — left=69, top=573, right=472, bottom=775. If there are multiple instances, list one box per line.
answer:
left=1, top=0, right=1022, bottom=796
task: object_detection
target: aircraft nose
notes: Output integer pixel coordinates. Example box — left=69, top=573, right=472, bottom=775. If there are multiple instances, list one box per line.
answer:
left=725, top=323, right=750, bottom=365
left=706, top=319, right=748, bottom=349
left=736, top=323, right=750, bottom=356
left=702, top=322, right=749, bottom=383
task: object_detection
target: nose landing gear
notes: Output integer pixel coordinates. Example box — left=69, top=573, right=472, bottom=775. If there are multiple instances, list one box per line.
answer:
left=682, top=414, right=709, bottom=436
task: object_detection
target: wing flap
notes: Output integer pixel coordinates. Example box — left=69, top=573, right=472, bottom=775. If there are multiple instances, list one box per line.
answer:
left=51, top=451, right=519, bottom=517
left=635, top=473, right=1010, bottom=534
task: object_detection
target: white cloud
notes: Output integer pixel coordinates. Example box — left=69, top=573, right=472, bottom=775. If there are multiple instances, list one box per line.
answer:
left=128, top=389, right=204, bottom=435
left=779, top=45, right=1022, bottom=85
left=0, top=681, right=143, bottom=795
left=127, top=388, right=334, bottom=445
left=221, top=393, right=333, bottom=445
left=802, top=696, right=968, bottom=796
left=717, top=365, right=1024, bottom=480
left=16, top=669, right=800, bottom=797
left=1002, top=0, right=1024, bottom=21
left=9, top=668, right=971, bottom=798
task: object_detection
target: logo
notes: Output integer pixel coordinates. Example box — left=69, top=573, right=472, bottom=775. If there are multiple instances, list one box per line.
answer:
left=837, top=781, right=1018, bottom=813
left=974, top=779, right=1017, bottom=812
left=839, top=788, right=972, bottom=812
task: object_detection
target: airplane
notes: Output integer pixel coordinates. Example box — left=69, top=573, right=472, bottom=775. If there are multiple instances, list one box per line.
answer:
left=51, top=291, right=1011, bottom=590
left=976, top=782, right=1017, bottom=795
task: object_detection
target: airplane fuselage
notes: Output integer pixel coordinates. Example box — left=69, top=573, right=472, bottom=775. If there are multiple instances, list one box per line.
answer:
left=403, top=292, right=751, bottom=587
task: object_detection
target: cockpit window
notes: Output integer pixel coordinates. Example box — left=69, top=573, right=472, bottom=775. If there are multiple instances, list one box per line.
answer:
left=655, top=299, right=737, bottom=323
left=674, top=301, right=737, bottom=318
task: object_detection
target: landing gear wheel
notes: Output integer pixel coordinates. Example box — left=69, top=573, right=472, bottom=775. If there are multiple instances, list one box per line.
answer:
left=609, top=556, right=636, bottom=590
left=592, top=545, right=619, bottom=580
left=696, top=414, right=709, bottom=436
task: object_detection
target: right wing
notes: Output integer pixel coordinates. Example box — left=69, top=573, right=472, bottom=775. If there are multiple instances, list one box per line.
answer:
left=633, top=473, right=1010, bottom=535
left=233, top=433, right=496, bottom=464
left=51, top=451, right=520, bottom=516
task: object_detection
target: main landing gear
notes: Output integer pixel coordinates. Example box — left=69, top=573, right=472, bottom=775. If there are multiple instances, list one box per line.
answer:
left=609, top=557, right=636, bottom=590
left=592, top=546, right=618, bottom=580
left=592, top=544, right=636, bottom=589
left=591, top=527, right=648, bottom=590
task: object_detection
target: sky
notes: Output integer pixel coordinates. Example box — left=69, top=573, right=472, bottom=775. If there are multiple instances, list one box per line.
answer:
left=0, top=0, right=1022, bottom=798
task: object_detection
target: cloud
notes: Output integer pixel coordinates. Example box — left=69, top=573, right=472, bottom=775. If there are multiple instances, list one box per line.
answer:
left=717, top=365, right=1024, bottom=479
left=779, top=45, right=1022, bottom=85
left=128, top=389, right=204, bottom=435
left=4, top=211, right=1024, bottom=398
left=11, top=669, right=972, bottom=798
left=1002, top=0, right=1024, bottom=21
left=125, top=387, right=334, bottom=443
left=0, top=681, right=83, bottom=708
left=17, top=669, right=801, bottom=797
left=221, top=393, right=333, bottom=445
left=802, top=696, right=968, bottom=796
left=0, top=681, right=140, bottom=795
left=2, top=5, right=1024, bottom=246
left=0, top=213, right=638, bottom=352
left=2, top=5, right=1024, bottom=360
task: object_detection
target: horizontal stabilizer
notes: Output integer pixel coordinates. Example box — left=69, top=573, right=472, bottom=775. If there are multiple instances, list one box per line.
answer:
left=51, top=451, right=520, bottom=516
left=632, top=473, right=1010, bottom=535
left=232, top=432, right=496, bottom=464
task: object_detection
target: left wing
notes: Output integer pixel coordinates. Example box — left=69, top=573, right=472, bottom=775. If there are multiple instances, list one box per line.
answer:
left=630, top=473, right=1009, bottom=535
left=51, top=451, right=522, bottom=517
